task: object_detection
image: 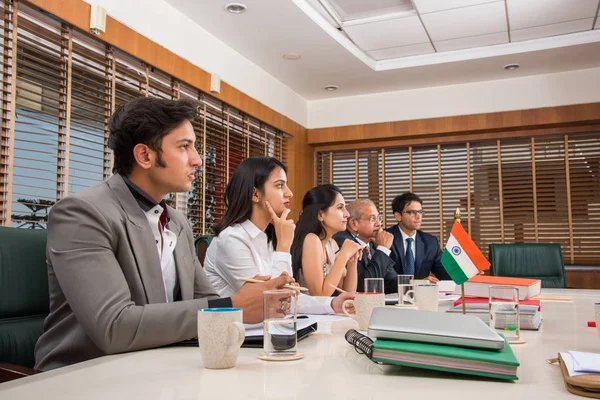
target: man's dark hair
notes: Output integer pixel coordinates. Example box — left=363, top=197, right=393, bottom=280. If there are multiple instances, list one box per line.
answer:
left=391, top=192, right=422, bottom=214
left=107, top=97, right=198, bottom=175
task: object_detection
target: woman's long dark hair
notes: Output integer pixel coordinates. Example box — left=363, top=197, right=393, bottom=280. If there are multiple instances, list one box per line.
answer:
left=291, top=184, right=343, bottom=281
left=215, top=156, right=287, bottom=248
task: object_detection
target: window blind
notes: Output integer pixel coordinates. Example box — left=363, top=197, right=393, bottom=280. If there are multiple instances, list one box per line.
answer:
left=0, top=1, right=289, bottom=235
left=316, top=132, right=600, bottom=265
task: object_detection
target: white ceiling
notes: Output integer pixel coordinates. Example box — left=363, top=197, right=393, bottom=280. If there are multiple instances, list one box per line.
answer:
left=164, top=0, right=600, bottom=100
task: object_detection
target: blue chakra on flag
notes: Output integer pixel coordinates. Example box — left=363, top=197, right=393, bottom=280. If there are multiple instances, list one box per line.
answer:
left=451, top=246, right=462, bottom=256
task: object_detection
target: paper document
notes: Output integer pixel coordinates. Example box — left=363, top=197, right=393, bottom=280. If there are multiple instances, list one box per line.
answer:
left=561, top=353, right=589, bottom=377
left=570, top=351, right=600, bottom=373
left=438, top=280, right=457, bottom=293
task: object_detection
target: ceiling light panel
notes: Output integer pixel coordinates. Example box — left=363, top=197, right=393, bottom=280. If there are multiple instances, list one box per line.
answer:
left=412, top=0, right=499, bottom=14
left=507, top=0, right=599, bottom=30
left=420, top=1, right=507, bottom=41
left=344, top=15, right=430, bottom=51
left=434, top=31, right=507, bottom=52
left=367, top=42, right=434, bottom=60
left=328, top=0, right=414, bottom=22
left=511, top=18, right=595, bottom=42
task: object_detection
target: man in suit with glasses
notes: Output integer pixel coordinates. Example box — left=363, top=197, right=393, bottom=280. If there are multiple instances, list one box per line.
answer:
left=385, top=192, right=450, bottom=283
left=334, top=199, right=397, bottom=293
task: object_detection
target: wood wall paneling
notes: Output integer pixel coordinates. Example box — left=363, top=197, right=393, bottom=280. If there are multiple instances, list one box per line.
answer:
left=309, top=103, right=600, bottom=147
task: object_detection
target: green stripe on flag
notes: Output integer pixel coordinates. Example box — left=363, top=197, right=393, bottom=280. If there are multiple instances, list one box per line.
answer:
left=441, top=249, right=469, bottom=285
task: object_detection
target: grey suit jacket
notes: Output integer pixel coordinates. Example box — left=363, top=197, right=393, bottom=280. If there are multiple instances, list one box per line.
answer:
left=34, top=175, right=218, bottom=371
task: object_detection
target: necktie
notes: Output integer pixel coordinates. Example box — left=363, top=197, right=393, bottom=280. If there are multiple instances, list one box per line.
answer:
left=405, top=237, right=415, bottom=275
left=364, top=244, right=372, bottom=261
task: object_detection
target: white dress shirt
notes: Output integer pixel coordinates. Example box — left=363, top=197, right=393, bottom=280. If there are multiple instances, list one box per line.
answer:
left=204, top=220, right=334, bottom=314
left=145, top=203, right=178, bottom=303
left=399, top=228, right=416, bottom=258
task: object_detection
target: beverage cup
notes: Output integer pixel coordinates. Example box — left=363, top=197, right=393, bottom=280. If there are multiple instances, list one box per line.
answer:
left=397, top=274, right=414, bottom=305
left=197, top=308, right=245, bottom=369
left=342, top=292, right=385, bottom=330
left=263, top=289, right=298, bottom=358
left=405, top=283, right=439, bottom=312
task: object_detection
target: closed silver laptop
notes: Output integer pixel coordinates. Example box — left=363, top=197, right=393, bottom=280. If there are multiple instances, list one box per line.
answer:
left=367, top=307, right=505, bottom=350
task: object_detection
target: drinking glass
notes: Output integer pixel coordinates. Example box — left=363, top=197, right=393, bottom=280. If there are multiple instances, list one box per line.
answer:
left=263, top=289, right=298, bottom=358
left=489, top=285, right=520, bottom=342
left=397, top=274, right=414, bottom=306
left=364, top=278, right=384, bottom=293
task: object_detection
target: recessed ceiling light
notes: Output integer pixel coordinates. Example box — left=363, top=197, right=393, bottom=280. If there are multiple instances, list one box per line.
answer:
left=282, top=53, right=301, bottom=61
left=324, top=85, right=338, bottom=91
left=504, top=63, right=520, bottom=71
left=225, top=3, right=247, bottom=14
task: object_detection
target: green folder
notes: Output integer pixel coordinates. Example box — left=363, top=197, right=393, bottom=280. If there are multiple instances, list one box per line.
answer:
left=371, top=336, right=519, bottom=380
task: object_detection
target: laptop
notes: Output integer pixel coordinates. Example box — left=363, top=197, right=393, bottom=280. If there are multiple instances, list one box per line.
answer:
left=367, top=307, right=505, bottom=350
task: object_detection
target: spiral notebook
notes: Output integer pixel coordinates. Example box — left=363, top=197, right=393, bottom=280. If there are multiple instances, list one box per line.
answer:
left=345, top=329, right=519, bottom=380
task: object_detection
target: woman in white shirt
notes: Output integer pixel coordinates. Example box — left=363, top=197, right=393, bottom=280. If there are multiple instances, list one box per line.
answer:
left=291, top=185, right=362, bottom=296
left=204, top=156, right=353, bottom=314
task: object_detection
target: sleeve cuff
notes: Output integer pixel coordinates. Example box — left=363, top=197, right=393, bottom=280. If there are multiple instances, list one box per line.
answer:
left=272, top=251, right=292, bottom=263
left=376, top=247, right=391, bottom=257
left=207, top=297, right=233, bottom=308
left=325, top=299, right=335, bottom=314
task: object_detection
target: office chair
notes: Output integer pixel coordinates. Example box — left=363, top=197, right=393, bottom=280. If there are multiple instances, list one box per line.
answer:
left=194, top=235, right=214, bottom=266
left=488, top=242, right=566, bottom=288
left=0, top=227, right=49, bottom=382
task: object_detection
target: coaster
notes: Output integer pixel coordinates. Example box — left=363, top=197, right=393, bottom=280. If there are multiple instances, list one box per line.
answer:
left=394, top=304, right=417, bottom=309
left=258, top=352, right=304, bottom=361
left=508, top=338, right=527, bottom=345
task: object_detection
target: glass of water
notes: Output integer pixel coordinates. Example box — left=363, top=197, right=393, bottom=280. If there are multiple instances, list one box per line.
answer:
left=397, top=274, right=414, bottom=306
left=364, top=278, right=384, bottom=293
left=489, top=285, right=520, bottom=341
left=263, top=289, right=298, bottom=358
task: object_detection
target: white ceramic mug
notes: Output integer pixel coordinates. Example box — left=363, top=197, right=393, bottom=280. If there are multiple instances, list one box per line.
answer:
left=405, top=284, right=439, bottom=312
left=342, top=292, right=385, bottom=330
left=197, top=308, right=245, bottom=369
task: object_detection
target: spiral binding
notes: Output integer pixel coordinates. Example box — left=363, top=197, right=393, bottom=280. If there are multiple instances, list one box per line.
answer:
left=345, top=329, right=374, bottom=359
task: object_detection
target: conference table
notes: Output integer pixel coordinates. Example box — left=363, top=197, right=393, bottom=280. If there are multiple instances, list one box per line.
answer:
left=1, top=289, right=598, bottom=399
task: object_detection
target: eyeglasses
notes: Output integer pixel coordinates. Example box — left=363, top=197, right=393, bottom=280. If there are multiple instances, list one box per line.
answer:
left=360, top=215, right=383, bottom=224
left=403, top=210, right=425, bottom=217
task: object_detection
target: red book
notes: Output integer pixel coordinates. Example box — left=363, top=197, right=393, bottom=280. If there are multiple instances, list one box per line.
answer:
left=453, top=297, right=541, bottom=311
left=453, top=275, right=542, bottom=300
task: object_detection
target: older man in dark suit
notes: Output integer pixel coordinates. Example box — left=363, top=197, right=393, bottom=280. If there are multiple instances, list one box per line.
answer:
left=334, top=199, right=397, bottom=293
left=385, top=192, right=450, bottom=282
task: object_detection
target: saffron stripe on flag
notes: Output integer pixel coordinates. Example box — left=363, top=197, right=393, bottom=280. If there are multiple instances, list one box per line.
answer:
left=451, top=222, right=490, bottom=270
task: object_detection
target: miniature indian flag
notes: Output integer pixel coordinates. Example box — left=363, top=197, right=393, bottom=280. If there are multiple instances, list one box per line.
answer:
left=441, top=221, right=490, bottom=285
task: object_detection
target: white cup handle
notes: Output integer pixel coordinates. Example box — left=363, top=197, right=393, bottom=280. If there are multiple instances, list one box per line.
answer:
left=228, top=321, right=245, bottom=354
left=342, top=299, right=357, bottom=319
left=405, top=290, right=416, bottom=304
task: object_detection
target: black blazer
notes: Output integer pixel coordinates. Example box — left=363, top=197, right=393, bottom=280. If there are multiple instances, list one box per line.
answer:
left=333, top=230, right=397, bottom=293
left=384, top=225, right=450, bottom=281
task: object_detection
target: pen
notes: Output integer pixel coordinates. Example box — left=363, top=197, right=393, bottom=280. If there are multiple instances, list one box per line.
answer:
left=328, top=283, right=348, bottom=294
left=239, top=277, right=309, bottom=292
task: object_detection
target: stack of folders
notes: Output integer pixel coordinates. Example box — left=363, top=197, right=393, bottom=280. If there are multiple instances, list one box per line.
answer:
left=371, top=336, right=520, bottom=380
left=448, top=298, right=542, bottom=330
left=365, top=308, right=520, bottom=380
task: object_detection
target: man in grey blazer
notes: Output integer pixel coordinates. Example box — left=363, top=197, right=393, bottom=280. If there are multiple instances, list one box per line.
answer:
left=34, top=98, right=293, bottom=371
